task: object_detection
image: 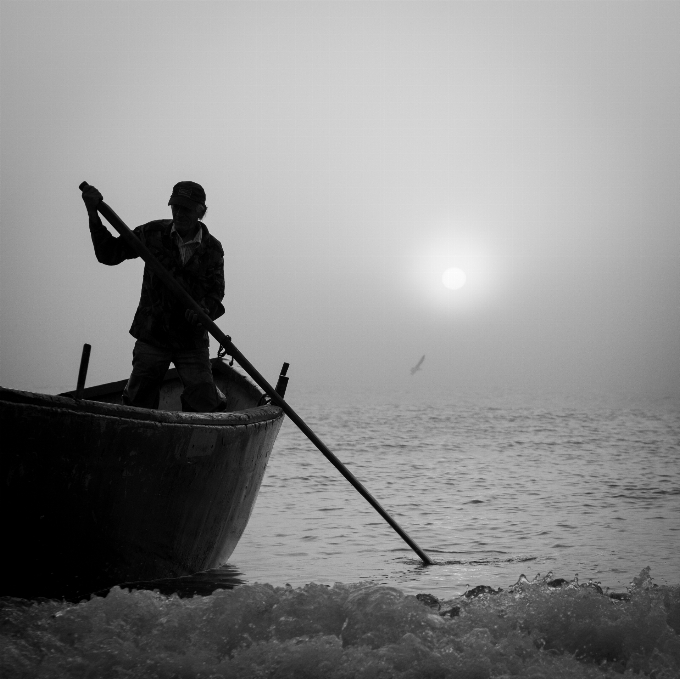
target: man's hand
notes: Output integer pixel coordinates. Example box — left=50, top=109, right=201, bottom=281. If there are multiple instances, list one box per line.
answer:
left=185, top=305, right=210, bottom=326
left=82, top=185, right=103, bottom=213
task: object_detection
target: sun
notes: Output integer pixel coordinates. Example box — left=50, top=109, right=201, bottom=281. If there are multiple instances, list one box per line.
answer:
left=442, top=267, right=467, bottom=290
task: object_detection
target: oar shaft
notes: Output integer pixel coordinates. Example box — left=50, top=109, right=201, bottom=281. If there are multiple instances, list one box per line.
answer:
left=79, top=182, right=433, bottom=565
left=279, top=406, right=433, bottom=564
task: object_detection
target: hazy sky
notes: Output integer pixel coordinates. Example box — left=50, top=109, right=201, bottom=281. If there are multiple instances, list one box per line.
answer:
left=1, top=1, right=679, bottom=400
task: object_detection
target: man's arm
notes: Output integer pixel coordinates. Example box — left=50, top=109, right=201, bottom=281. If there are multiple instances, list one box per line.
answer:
left=185, top=244, right=225, bottom=326
left=82, top=185, right=138, bottom=266
left=202, top=245, right=226, bottom=321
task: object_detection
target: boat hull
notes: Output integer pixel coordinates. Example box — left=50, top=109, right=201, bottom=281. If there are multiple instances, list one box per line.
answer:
left=1, top=361, right=284, bottom=598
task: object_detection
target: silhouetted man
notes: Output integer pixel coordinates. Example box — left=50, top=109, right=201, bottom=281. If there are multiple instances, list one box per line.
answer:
left=82, top=181, right=226, bottom=412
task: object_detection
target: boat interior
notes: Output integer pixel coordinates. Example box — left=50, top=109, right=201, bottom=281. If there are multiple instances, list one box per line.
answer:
left=59, top=358, right=264, bottom=413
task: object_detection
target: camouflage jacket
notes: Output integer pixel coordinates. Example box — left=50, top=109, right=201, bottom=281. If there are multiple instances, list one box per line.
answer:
left=89, top=217, right=225, bottom=350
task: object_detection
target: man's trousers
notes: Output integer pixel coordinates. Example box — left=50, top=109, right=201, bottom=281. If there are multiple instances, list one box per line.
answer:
left=121, top=340, right=226, bottom=412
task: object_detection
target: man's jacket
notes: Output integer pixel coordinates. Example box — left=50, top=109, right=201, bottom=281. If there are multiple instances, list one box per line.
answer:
left=89, top=218, right=225, bottom=350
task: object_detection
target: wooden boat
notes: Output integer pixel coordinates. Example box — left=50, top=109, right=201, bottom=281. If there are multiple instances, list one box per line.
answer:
left=0, top=358, right=284, bottom=599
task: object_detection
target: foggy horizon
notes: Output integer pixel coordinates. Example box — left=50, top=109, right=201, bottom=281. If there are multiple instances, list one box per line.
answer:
left=1, top=1, right=679, bottom=402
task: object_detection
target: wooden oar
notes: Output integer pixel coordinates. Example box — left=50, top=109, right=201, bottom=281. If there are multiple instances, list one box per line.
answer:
left=79, top=182, right=433, bottom=566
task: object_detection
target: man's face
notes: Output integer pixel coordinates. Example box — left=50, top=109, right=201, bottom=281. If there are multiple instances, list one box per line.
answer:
left=171, top=203, right=202, bottom=237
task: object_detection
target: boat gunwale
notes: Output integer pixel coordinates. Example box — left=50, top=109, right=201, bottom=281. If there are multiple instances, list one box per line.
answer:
left=0, top=387, right=283, bottom=428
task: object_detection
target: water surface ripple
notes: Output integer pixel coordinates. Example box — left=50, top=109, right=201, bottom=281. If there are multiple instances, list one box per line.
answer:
left=231, top=392, right=679, bottom=598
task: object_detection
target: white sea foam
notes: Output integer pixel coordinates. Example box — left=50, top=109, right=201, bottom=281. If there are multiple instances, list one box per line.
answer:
left=2, top=568, right=678, bottom=678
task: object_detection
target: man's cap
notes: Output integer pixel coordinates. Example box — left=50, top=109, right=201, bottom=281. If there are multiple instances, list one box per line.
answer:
left=168, top=181, right=206, bottom=209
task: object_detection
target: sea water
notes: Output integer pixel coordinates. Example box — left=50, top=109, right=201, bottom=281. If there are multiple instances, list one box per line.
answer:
left=232, top=389, right=679, bottom=597
left=2, top=389, right=679, bottom=677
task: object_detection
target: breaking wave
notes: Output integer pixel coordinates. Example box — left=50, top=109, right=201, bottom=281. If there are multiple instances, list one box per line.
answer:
left=2, top=567, right=679, bottom=678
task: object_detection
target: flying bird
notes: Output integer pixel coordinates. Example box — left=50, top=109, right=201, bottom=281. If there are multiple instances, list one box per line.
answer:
left=410, top=355, right=425, bottom=375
